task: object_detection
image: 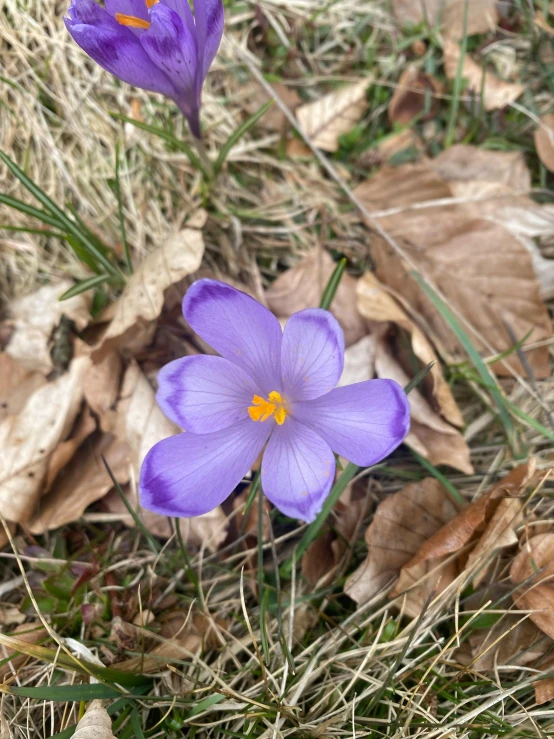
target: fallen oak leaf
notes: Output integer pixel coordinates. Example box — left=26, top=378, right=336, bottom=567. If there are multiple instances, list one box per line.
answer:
left=92, top=215, right=205, bottom=360
left=296, top=80, right=368, bottom=152
left=344, top=478, right=459, bottom=606
left=443, top=40, right=524, bottom=111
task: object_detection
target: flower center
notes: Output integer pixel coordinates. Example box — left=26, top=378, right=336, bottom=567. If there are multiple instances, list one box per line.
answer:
left=115, top=0, right=158, bottom=29
left=248, top=391, right=287, bottom=426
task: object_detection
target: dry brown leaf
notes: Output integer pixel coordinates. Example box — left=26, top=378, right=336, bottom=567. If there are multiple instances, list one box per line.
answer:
left=0, top=356, right=89, bottom=523
left=74, top=700, right=115, bottom=739
left=344, top=478, right=458, bottom=606
left=296, top=80, right=368, bottom=152
left=44, top=406, right=97, bottom=491
left=466, top=612, right=547, bottom=672
left=443, top=40, right=523, bottom=111
left=388, top=66, right=442, bottom=126
left=0, top=353, right=45, bottom=422
left=105, top=361, right=228, bottom=549
left=266, top=249, right=367, bottom=346
left=243, top=82, right=302, bottom=131
left=355, top=161, right=552, bottom=378
left=374, top=129, right=424, bottom=162
left=429, top=144, right=531, bottom=192
left=4, top=282, right=92, bottom=374
left=113, top=609, right=223, bottom=673
left=0, top=622, right=47, bottom=681
left=93, top=218, right=205, bottom=360
left=510, top=533, right=554, bottom=640
left=392, top=0, right=497, bottom=38
left=465, top=497, right=523, bottom=587
left=535, top=114, right=554, bottom=173
left=407, top=460, right=536, bottom=569
left=28, top=433, right=130, bottom=534
left=389, top=462, right=536, bottom=616
left=83, top=352, right=123, bottom=432
left=534, top=658, right=554, bottom=705
left=357, top=272, right=463, bottom=427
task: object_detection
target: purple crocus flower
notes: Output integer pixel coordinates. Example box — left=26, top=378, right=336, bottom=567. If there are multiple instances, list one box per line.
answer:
left=139, top=279, right=410, bottom=522
left=65, top=0, right=224, bottom=137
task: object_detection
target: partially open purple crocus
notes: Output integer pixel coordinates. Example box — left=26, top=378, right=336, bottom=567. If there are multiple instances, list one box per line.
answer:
left=65, top=0, right=223, bottom=137
left=139, top=279, right=410, bottom=522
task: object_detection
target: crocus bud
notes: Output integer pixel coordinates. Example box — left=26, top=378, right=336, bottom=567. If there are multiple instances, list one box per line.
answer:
left=65, top=0, right=224, bottom=138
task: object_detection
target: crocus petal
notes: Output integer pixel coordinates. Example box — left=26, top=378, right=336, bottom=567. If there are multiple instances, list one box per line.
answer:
left=104, top=0, right=149, bottom=22
left=183, top=280, right=283, bottom=395
left=140, top=420, right=270, bottom=517
left=281, top=309, right=344, bottom=401
left=261, top=418, right=335, bottom=522
left=156, top=355, right=257, bottom=433
left=193, top=0, right=224, bottom=78
left=161, top=0, right=196, bottom=37
left=65, top=0, right=177, bottom=98
left=140, top=4, right=197, bottom=97
left=293, top=379, right=410, bottom=467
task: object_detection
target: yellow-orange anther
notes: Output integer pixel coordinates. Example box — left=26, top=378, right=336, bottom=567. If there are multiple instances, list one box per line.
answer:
left=115, top=12, right=151, bottom=28
left=145, top=0, right=159, bottom=7
left=248, top=391, right=287, bottom=425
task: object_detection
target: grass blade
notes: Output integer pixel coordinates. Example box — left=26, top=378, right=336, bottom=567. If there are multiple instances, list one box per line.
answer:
left=214, top=101, right=274, bottom=176
left=0, top=193, right=64, bottom=230
left=319, top=257, right=347, bottom=310
left=6, top=684, right=122, bottom=701
left=115, top=141, right=132, bottom=274
left=59, top=274, right=111, bottom=300
left=0, top=150, right=122, bottom=279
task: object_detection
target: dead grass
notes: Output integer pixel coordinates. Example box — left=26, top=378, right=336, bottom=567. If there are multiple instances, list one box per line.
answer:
left=1, top=0, right=554, bottom=737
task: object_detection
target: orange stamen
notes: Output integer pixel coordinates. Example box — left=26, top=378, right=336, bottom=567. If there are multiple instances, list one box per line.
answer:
left=248, top=391, right=287, bottom=425
left=115, top=12, right=151, bottom=28
left=145, top=0, right=159, bottom=7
